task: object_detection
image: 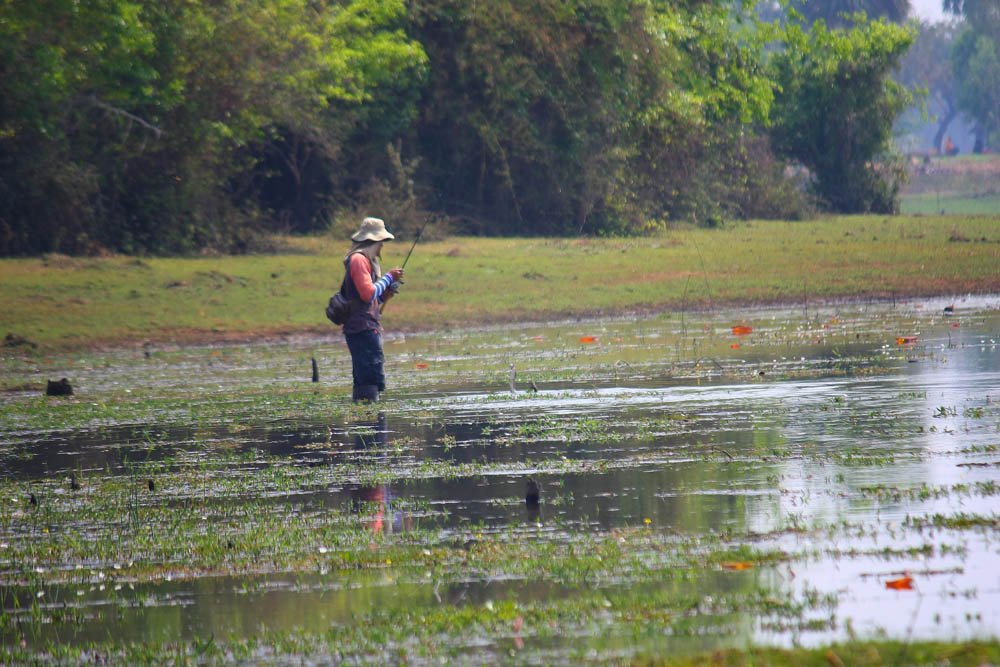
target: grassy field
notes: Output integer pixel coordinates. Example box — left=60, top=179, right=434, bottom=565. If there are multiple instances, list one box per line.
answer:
left=1, top=215, right=998, bottom=350
left=900, top=154, right=1000, bottom=215
left=900, top=192, right=1000, bottom=215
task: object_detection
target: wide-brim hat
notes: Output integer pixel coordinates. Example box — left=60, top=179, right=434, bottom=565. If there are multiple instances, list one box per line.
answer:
left=351, top=217, right=395, bottom=242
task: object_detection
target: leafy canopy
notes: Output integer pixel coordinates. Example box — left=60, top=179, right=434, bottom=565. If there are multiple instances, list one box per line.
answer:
left=769, top=16, right=915, bottom=213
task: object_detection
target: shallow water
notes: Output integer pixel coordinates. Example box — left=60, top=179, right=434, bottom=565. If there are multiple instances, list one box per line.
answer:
left=2, top=296, right=999, bottom=659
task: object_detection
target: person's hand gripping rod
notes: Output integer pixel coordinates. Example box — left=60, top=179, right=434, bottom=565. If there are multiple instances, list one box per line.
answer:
left=380, top=221, right=427, bottom=312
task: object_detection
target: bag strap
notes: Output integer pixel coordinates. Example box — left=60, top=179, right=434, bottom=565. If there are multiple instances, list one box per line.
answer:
left=339, top=268, right=350, bottom=297
left=342, top=251, right=377, bottom=302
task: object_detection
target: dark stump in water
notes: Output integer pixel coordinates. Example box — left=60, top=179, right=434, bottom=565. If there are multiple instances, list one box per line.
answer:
left=525, top=478, right=541, bottom=507
left=46, top=378, right=73, bottom=396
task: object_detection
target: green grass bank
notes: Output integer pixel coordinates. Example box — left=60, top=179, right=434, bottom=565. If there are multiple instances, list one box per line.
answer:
left=2, top=215, right=998, bottom=350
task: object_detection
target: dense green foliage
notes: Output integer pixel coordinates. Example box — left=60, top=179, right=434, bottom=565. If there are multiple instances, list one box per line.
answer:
left=943, top=0, right=1000, bottom=152
left=788, top=0, right=911, bottom=28
left=0, top=0, right=923, bottom=254
left=769, top=17, right=915, bottom=213
left=0, top=0, right=426, bottom=254
left=408, top=1, right=778, bottom=233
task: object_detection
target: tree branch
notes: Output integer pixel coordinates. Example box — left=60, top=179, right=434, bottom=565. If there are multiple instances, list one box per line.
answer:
left=86, top=95, right=164, bottom=138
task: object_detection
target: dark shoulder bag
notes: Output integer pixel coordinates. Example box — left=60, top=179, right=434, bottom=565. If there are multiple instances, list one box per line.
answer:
left=325, top=270, right=355, bottom=325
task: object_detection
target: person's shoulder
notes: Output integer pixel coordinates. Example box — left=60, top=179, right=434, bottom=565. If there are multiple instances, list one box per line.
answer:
left=349, top=252, right=370, bottom=269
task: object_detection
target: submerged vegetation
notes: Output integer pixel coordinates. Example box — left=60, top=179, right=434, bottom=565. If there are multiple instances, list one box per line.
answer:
left=1, top=299, right=999, bottom=662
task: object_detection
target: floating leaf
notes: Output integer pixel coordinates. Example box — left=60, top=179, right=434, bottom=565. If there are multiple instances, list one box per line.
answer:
left=579, top=336, right=598, bottom=343
left=731, top=343, right=740, bottom=349
left=721, top=561, right=754, bottom=570
left=896, top=336, right=918, bottom=345
left=732, top=325, right=753, bottom=335
left=885, top=576, right=913, bottom=590
left=414, top=363, right=429, bottom=370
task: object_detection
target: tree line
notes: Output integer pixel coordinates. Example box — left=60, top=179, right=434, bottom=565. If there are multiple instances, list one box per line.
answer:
left=1, top=0, right=917, bottom=255
left=895, top=0, right=999, bottom=155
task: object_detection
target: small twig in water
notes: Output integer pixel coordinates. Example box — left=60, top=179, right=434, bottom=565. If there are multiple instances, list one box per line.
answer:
left=894, top=585, right=925, bottom=666
left=713, top=447, right=735, bottom=461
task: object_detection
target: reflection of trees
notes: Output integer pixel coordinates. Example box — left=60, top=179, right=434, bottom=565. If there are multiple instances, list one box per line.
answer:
left=93, top=574, right=439, bottom=644
left=8, top=422, right=241, bottom=481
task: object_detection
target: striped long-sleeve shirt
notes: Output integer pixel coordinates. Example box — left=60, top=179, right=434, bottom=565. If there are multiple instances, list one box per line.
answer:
left=349, top=253, right=395, bottom=303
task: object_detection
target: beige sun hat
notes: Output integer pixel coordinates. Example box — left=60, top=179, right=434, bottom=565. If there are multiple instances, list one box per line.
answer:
left=351, top=217, right=395, bottom=242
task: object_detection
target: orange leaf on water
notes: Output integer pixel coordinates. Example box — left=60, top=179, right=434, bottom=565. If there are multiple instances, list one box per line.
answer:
left=732, top=325, right=753, bottom=335
left=413, top=363, right=429, bottom=370
left=885, top=576, right=913, bottom=590
left=731, top=343, right=740, bottom=349
left=579, top=336, right=598, bottom=343
left=896, top=336, right=918, bottom=345
left=721, top=561, right=754, bottom=571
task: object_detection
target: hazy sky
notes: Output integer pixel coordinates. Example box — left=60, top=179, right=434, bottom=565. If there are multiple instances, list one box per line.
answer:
left=911, top=0, right=948, bottom=22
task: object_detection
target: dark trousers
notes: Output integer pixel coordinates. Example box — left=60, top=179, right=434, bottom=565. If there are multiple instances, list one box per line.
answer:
left=345, top=329, right=385, bottom=400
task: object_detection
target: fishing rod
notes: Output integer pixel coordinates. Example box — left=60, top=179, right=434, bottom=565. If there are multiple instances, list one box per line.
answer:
left=399, top=219, right=428, bottom=271
left=380, top=220, right=428, bottom=311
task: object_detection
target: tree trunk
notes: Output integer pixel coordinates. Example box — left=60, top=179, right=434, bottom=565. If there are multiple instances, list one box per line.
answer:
left=933, top=106, right=958, bottom=154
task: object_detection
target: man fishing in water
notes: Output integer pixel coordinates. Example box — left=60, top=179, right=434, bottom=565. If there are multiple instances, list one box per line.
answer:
left=338, top=217, right=424, bottom=402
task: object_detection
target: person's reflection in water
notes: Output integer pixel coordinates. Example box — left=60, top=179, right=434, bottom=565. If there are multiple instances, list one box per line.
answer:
left=352, top=483, right=390, bottom=534
left=348, top=412, right=410, bottom=534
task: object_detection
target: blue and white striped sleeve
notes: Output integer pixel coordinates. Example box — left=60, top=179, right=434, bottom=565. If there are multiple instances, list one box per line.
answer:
left=369, top=273, right=394, bottom=303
